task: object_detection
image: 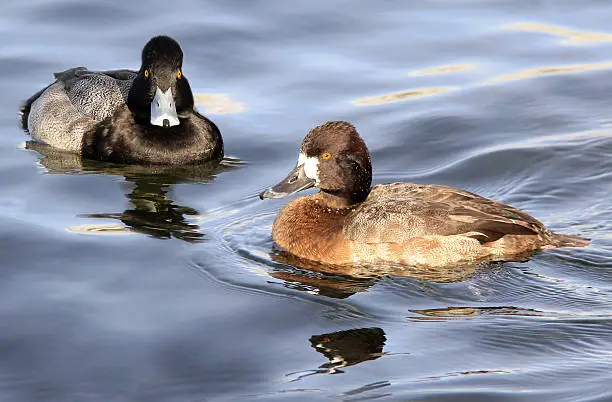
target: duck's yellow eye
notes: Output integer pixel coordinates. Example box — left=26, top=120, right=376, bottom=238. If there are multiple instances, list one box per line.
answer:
left=144, top=69, right=150, bottom=78
left=177, top=70, right=182, bottom=79
left=321, top=152, right=332, bottom=160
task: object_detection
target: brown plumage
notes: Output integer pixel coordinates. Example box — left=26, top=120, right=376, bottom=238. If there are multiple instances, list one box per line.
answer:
left=260, top=121, right=589, bottom=267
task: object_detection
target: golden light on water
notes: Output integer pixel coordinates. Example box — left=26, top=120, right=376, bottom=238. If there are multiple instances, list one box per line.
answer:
left=504, top=22, right=612, bottom=45
left=351, top=87, right=457, bottom=106
left=483, top=61, right=612, bottom=84
left=352, top=60, right=612, bottom=106
left=407, top=63, right=474, bottom=77
left=66, top=223, right=133, bottom=235
left=350, top=23, right=612, bottom=106
left=194, top=93, right=245, bottom=114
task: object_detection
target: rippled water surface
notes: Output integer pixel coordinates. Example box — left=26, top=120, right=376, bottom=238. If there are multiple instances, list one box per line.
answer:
left=1, top=1, right=612, bottom=401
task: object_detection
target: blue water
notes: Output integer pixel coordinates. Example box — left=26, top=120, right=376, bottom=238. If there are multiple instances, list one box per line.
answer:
left=1, top=1, right=611, bottom=401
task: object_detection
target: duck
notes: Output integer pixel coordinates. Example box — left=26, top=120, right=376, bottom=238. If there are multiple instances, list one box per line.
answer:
left=259, top=121, right=589, bottom=267
left=20, top=35, right=223, bottom=165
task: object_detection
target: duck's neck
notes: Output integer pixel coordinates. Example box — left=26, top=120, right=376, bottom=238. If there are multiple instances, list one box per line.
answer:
left=318, top=192, right=355, bottom=209
left=271, top=193, right=357, bottom=263
left=320, top=188, right=370, bottom=208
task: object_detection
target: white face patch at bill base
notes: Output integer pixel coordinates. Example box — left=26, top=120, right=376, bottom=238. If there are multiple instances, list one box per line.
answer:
left=297, top=152, right=320, bottom=185
left=150, top=87, right=180, bottom=127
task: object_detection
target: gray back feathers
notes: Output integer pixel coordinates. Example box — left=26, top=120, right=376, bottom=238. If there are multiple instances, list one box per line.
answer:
left=25, top=67, right=136, bottom=153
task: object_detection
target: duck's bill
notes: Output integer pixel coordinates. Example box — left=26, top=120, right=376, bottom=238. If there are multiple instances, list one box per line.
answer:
left=259, top=164, right=316, bottom=199
left=150, top=87, right=180, bottom=127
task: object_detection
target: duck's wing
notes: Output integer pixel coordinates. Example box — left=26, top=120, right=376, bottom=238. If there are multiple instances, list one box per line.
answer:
left=93, top=69, right=137, bottom=81
left=54, top=67, right=137, bottom=87
left=377, top=182, right=544, bottom=225
left=22, top=67, right=136, bottom=152
left=53, top=67, right=136, bottom=121
left=23, top=79, right=97, bottom=152
left=344, top=183, right=543, bottom=244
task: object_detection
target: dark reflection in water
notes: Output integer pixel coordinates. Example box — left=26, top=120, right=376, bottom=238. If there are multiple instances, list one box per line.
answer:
left=26, top=141, right=242, bottom=242
left=310, top=327, right=386, bottom=372
left=82, top=178, right=205, bottom=242
left=269, top=251, right=378, bottom=298
left=288, top=327, right=387, bottom=381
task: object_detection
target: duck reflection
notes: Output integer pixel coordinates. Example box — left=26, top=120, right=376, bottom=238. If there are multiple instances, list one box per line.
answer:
left=269, top=251, right=378, bottom=298
left=287, top=327, right=386, bottom=381
left=311, top=327, right=386, bottom=373
left=26, top=141, right=241, bottom=242
left=269, top=248, right=494, bottom=298
left=82, top=177, right=205, bottom=242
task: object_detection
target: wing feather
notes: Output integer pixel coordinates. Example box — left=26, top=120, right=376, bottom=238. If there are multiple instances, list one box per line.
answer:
left=344, top=183, right=544, bottom=244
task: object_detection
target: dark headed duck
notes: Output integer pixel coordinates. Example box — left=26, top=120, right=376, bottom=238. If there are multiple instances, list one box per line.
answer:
left=21, top=35, right=223, bottom=165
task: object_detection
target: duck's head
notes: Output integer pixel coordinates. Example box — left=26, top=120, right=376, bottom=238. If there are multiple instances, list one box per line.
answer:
left=260, top=121, right=372, bottom=205
left=128, top=35, right=194, bottom=128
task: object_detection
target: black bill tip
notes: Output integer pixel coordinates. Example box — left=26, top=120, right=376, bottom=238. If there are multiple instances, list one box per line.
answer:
left=259, top=188, right=287, bottom=200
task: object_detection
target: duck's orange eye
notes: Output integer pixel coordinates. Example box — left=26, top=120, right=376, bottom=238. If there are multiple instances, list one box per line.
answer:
left=144, top=69, right=150, bottom=78
left=177, top=70, right=182, bottom=79
left=321, top=152, right=332, bottom=160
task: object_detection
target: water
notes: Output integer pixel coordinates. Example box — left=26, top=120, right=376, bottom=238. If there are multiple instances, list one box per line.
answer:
left=1, top=1, right=611, bottom=401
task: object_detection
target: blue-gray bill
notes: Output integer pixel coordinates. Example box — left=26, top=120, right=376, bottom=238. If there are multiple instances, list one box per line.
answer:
left=150, top=86, right=180, bottom=127
left=259, top=164, right=315, bottom=199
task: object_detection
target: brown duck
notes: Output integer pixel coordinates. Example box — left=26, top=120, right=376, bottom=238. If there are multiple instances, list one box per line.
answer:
left=260, top=121, right=589, bottom=267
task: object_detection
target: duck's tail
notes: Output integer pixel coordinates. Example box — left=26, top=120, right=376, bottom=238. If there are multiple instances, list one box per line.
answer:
left=550, top=232, right=590, bottom=248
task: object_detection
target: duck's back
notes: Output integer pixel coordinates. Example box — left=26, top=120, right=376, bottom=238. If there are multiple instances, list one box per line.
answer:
left=22, top=68, right=135, bottom=152
left=344, top=182, right=543, bottom=243
left=343, top=182, right=587, bottom=265
left=60, top=68, right=135, bottom=120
